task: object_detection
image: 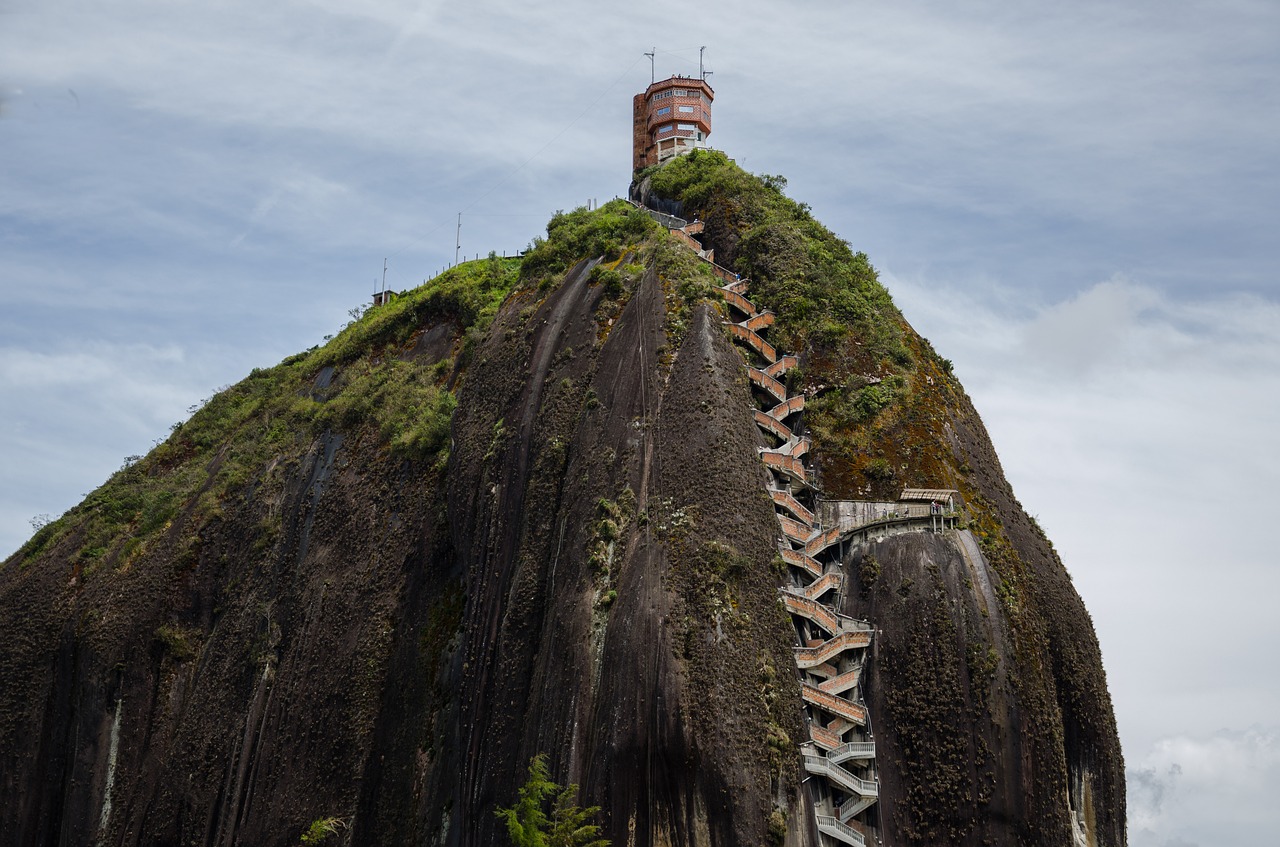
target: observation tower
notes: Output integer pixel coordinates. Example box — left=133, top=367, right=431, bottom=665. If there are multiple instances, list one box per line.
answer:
left=632, top=75, right=714, bottom=172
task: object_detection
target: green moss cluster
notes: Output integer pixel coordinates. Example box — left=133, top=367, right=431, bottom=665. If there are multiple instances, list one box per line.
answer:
left=639, top=151, right=933, bottom=496
left=8, top=255, right=524, bottom=573
left=521, top=201, right=660, bottom=283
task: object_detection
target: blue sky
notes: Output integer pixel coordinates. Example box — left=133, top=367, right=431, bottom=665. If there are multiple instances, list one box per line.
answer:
left=2, top=2, right=1277, bottom=843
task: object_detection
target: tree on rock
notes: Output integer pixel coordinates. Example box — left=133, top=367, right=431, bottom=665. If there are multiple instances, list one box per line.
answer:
left=496, top=754, right=610, bottom=847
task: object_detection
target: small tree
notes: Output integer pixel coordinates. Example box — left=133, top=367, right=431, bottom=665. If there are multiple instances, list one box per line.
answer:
left=496, top=754, right=610, bottom=847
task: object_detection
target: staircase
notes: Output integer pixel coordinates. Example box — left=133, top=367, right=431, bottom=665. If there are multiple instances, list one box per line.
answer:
left=715, top=270, right=881, bottom=847
left=652, top=210, right=883, bottom=847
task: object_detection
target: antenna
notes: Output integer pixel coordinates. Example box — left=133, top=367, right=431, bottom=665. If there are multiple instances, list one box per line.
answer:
left=700, top=46, right=713, bottom=81
left=455, top=212, right=461, bottom=266
left=645, top=48, right=655, bottom=84
left=382, top=258, right=387, bottom=295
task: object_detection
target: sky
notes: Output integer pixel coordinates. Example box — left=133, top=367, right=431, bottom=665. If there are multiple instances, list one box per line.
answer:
left=2, top=1, right=1277, bottom=843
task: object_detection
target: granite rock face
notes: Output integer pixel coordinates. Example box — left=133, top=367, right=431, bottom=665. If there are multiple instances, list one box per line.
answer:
left=0, top=165, right=1124, bottom=847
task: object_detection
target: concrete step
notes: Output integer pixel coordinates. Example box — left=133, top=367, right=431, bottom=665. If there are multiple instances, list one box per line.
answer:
left=770, top=489, right=815, bottom=524
left=779, top=547, right=824, bottom=578
left=778, top=514, right=813, bottom=544
left=721, top=288, right=757, bottom=318
left=801, top=682, right=868, bottom=725
left=748, top=367, right=788, bottom=403
left=761, top=451, right=809, bottom=486
left=818, top=666, right=862, bottom=696
left=726, top=322, right=777, bottom=363
left=753, top=409, right=793, bottom=442
left=766, top=394, right=805, bottom=421
left=794, top=630, right=873, bottom=669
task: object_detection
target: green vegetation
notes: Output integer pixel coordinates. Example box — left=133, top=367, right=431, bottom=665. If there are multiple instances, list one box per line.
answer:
left=155, top=623, right=198, bottom=662
left=859, top=553, right=881, bottom=590
left=299, top=817, right=345, bottom=845
left=10, top=255, right=523, bottom=572
left=495, top=754, right=609, bottom=847
left=643, top=150, right=905, bottom=360
left=638, top=150, right=925, bottom=497
left=521, top=202, right=658, bottom=283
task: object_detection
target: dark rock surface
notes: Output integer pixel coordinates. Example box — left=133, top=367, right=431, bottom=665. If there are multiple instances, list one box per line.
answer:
left=0, top=180, right=1124, bottom=847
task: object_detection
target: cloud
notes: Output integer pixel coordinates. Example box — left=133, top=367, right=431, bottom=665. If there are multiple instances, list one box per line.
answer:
left=0, top=341, right=240, bottom=558
left=1, top=0, right=1278, bottom=838
left=887, top=270, right=1280, bottom=762
left=1128, top=727, right=1280, bottom=846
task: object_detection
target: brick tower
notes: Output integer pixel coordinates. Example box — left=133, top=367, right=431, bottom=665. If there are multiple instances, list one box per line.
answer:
left=632, top=75, right=714, bottom=172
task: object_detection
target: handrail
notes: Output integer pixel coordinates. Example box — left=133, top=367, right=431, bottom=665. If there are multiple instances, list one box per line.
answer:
left=827, top=741, right=876, bottom=763
left=721, top=288, right=757, bottom=317
left=794, top=631, right=873, bottom=668
left=818, top=667, right=863, bottom=696
left=770, top=490, right=815, bottom=525
left=815, top=815, right=866, bottom=847
left=747, top=367, right=788, bottom=403
left=717, top=272, right=748, bottom=291
left=725, top=323, right=777, bottom=363
left=767, top=394, right=805, bottom=421
left=625, top=199, right=687, bottom=230
left=754, top=409, right=793, bottom=441
left=805, top=526, right=843, bottom=556
left=760, top=451, right=809, bottom=485
left=837, top=794, right=877, bottom=823
left=779, top=547, right=824, bottom=578
left=800, top=683, right=868, bottom=724
left=795, top=571, right=841, bottom=602
left=781, top=593, right=868, bottom=637
left=803, top=754, right=878, bottom=796
left=777, top=514, right=813, bottom=544
left=764, top=354, right=799, bottom=378
left=779, top=436, right=810, bottom=458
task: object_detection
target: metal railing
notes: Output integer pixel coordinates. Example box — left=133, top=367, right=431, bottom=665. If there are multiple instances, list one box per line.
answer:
left=804, top=755, right=878, bottom=797
left=827, top=741, right=876, bottom=763
left=625, top=199, right=687, bottom=230
left=816, top=815, right=866, bottom=847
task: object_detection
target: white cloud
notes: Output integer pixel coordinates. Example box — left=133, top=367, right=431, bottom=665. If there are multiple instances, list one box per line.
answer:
left=1, top=0, right=1278, bottom=838
left=1129, top=727, right=1280, bottom=846
left=0, top=341, right=246, bottom=558
left=887, top=270, right=1280, bottom=762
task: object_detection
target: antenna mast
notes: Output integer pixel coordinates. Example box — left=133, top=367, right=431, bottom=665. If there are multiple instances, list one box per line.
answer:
left=645, top=48, right=655, bottom=84
left=382, top=258, right=387, bottom=294
left=455, top=213, right=461, bottom=266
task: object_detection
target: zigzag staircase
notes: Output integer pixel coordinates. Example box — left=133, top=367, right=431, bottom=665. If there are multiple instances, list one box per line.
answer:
left=716, top=267, right=881, bottom=846
left=640, top=210, right=883, bottom=846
